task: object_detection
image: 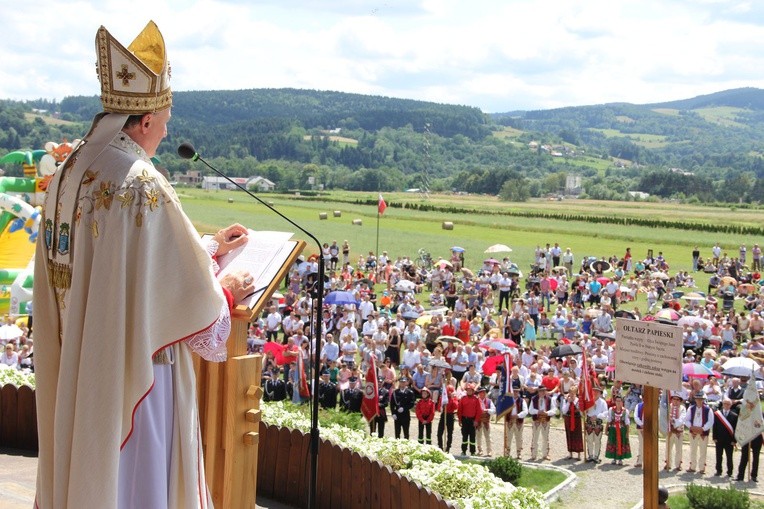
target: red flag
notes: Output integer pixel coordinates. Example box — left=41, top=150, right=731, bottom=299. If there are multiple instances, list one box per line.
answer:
left=578, top=349, right=595, bottom=413
left=361, top=356, right=380, bottom=422
left=297, top=352, right=311, bottom=398
left=378, top=193, right=387, bottom=215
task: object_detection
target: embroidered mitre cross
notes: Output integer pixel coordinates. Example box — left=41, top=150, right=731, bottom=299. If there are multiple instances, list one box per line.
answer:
left=116, top=64, right=136, bottom=86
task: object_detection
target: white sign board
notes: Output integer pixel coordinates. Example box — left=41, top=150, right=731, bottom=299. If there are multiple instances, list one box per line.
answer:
left=614, top=318, right=683, bottom=391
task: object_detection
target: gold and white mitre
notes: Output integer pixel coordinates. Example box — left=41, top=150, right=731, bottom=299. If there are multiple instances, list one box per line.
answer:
left=96, top=20, right=172, bottom=114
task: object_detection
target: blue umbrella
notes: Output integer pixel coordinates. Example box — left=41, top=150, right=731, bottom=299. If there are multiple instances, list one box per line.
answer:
left=451, top=246, right=465, bottom=252
left=324, top=291, right=360, bottom=306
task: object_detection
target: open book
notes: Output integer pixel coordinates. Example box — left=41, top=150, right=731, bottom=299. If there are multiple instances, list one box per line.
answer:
left=203, top=229, right=305, bottom=318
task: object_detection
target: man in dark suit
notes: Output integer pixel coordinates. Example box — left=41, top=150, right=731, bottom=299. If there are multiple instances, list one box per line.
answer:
left=713, top=398, right=738, bottom=477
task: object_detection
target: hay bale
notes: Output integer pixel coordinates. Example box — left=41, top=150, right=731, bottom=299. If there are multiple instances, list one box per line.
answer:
left=442, top=221, right=454, bottom=230
left=352, top=219, right=363, bottom=226
left=267, top=201, right=274, bottom=206
left=227, top=198, right=234, bottom=203
left=333, top=210, right=342, bottom=217
left=319, top=213, right=328, bottom=220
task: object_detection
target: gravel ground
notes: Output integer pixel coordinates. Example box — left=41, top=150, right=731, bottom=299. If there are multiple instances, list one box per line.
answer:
left=435, top=418, right=761, bottom=509
left=3, top=418, right=758, bottom=509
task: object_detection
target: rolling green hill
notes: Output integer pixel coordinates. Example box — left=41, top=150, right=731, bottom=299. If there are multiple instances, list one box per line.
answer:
left=2, top=88, right=764, bottom=203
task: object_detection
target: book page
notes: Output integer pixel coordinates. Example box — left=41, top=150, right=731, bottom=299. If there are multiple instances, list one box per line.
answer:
left=203, top=229, right=299, bottom=310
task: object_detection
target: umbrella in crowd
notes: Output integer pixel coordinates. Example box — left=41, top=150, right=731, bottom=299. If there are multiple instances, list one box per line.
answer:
left=483, top=258, right=501, bottom=265
left=0, top=324, right=23, bottom=341
left=436, top=335, right=463, bottom=344
left=590, top=260, right=612, bottom=273
left=507, top=267, right=523, bottom=277
left=484, top=339, right=516, bottom=350
left=553, top=266, right=567, bottom=272
left=484, top=244, right=513, bottom=254
left=596, top=277, right=611, bottom=286
left=738, top=283, right=757, bottom=295
left=401, top=311, right=420, bottom=320
left=585, top=308, right=603, bottom=318
left=417, top=314, right=435, bottom=326
left=451, top=246, right=465, bottom=253
left=721, top=357, right=760, bottom=377
left=324, top=291, right=360, bottom=306
left=550, top=344, right=583, bottom=359
left=677, top=315, right=714, bottom=329
left=682, top=363, right=717, bottom=379
left=437, top=260, right=453, bottom=268
left=682, top=292, right=706, bottom=302
left=481, top=352, right=510, bottom=376
left=393, top=280, right=416, bottom=292
left=429, top=358, right=452, bottom=370
left=461, top=268, right=475, bottom=279
left=614, top=309, right=636, bottom=320
left=650, top=271, right=670, bottom=280
left=653, top=308, right=680, bottom=322
left=357, top=278, right=374, bottom=287
left=594, top=331, right=617, bottom=341
left=720, top=276, right=737, bottom=287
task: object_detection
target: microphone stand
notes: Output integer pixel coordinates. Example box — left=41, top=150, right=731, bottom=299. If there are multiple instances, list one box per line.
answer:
left=179, top=144, right=323, bottom=509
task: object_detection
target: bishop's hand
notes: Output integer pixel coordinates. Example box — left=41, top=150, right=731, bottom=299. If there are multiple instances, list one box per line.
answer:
left=220, top=271, right=256, bottom=303
left=213, top=223, right=248, bottom=256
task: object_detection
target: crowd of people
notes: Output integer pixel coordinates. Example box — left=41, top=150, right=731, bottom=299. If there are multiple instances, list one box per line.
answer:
left=253, top=240, right=764, bottom=482
left=0, top=320, right=33, bottom=372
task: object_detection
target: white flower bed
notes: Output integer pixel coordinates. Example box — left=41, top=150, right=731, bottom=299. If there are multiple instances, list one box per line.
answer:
left=0, top=367, right=35, bottom=388
left=262, top=401, right=549, bottom=509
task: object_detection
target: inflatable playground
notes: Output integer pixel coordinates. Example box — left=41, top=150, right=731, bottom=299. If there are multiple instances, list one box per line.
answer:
left=0, top=139, right=80, bottom=318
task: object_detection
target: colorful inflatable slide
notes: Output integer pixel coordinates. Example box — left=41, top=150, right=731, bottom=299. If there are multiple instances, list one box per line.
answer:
left=0, top=140, right=79, bottom=316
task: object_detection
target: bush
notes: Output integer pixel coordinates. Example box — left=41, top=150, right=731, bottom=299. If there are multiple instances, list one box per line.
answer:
left=686, top=483, right=750, bottom=509
left=484, top=456, right=522, bottom=484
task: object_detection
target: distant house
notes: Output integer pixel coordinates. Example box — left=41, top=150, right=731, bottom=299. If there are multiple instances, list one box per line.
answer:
left=201, top=175, right=275, bottom=191
left=247, top=176, right=275, bottom=192
left=175, top=170, right=203, bottom=185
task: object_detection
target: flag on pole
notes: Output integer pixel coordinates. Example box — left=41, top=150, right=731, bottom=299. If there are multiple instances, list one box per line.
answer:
left=735, top=368, right=764, bottom=446
left=438, top=379, right=449, bottom=412
left=378, top=193, right=387, bottom=215
left=494, top=353, right=515, bottom=420
left=297, top=352, right=311, bottom=398
left=361, top=356, right=380, bottom=422
left=578, top=349, right=595, bottom=413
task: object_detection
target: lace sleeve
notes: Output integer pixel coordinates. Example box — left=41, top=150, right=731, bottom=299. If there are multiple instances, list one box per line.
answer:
left=205, top=239, right=221, bottom=274
left=185, top=302, right=231, bottom=362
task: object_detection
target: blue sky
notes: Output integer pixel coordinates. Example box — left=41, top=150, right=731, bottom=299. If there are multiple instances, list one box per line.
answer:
left=2, top=0, right=764, bottom=112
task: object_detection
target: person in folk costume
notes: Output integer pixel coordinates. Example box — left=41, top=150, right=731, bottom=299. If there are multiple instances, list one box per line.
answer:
left=585, top=386, right=610, bottom=463
left=665, top=393, right=687, bottom=471
left=318, top=369, right=338, bottom=409
left=437, top=379, right=458, bottom=452
left=561, top=386, right=584, bottom=460
left=475, top=386, right=496, bottom=456
left=504, top=385, right=528, bottom=459
left=633, top=399, right=645, bottom=467
left=457, top=383, right=481, bottom=456
left=528, top=385, right=557, bottom=461
left=415, top=387, right=436, bottom=445
left=605, top=394, right=632, bottom=465
left=369, top=381, right=389, bottom=438
left=713, top=398, right=738, bottom=478
left=684, top=391, right=714, bottom=473
left=390, top=377, right=415, bottom=439
left=33, top=20, right=258, bottom=509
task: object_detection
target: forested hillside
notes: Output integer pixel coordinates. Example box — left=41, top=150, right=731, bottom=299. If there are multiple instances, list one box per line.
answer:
left=2, top=87, right=764, bottom=204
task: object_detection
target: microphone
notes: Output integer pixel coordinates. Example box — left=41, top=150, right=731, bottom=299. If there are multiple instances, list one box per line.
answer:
left=178, top=142, right=324, bottom=509
left=177, top=142, right=199, bottom=161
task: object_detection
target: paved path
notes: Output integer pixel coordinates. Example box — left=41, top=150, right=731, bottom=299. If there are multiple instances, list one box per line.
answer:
left=2, top=419, right=760, bottom=509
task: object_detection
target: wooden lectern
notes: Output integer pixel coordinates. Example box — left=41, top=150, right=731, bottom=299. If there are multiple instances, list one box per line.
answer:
left=194, top=238, right=305, bottom=508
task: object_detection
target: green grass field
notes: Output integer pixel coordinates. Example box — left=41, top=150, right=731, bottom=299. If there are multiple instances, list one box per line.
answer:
left=179, top=189, right=761, bottom=314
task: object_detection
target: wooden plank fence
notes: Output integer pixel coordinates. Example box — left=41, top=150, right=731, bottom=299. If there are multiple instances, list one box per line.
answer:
left=0, top=384, right=37, bottom=451
left=257, top=422, right=456, bottom=509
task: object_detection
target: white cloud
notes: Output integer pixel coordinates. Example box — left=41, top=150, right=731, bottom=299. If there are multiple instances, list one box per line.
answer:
left=1, top=0, right=763, bottom=111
